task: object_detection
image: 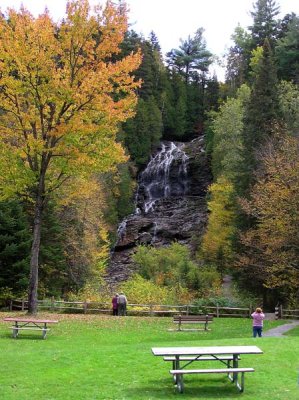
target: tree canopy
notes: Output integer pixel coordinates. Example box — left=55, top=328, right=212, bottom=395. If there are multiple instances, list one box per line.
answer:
left=0, top=0, right=141, bottom=313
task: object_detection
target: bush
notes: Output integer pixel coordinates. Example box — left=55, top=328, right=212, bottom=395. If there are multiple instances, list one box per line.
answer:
left=192, top=296, right=241, bottom=308
left=133, top=242, right=221, bottom=292
left=0, top=287, right=13, bottom=309
left=120, top=274, right=194, bottom=305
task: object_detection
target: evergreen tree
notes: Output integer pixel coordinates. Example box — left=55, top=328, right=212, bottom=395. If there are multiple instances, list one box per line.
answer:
left=249, top=0, right=280, bottom=48
left=243, top=38, right=280, bottom=174
left=226, top=25, right=252, bottom=90
left=171, top=73, right=187, bottom=138
left=166, top=28, right=213, bottom=83
left=205, top=75, right=220, bottom=113
left=38, top=202, right=68, bottom=297
left=0, top=200, right=31, bottom=294
left=185, top=79, right=204, bottom=137
left=275, top=15, right=299, bottom=83
left=123, top=97, right=163, bottom=166
left=120, top=31, right=167, bottom=163
left=276, top=12, right=298, bottom=40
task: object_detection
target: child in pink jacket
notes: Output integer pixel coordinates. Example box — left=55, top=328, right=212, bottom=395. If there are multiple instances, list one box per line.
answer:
left=251, top=307, right=265, bottom=337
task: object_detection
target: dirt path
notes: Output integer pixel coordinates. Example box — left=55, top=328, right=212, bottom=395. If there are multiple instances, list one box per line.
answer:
left=220, top=275, right=299, bottom=337
left=263, top=320, right=299, bottom=337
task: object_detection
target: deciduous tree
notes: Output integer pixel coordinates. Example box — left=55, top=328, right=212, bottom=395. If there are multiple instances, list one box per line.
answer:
left=200, top=177, right=237, bottom=270
left=237, top=135, right=299, bottom=305
left=0, top=0, right=141, bottom=313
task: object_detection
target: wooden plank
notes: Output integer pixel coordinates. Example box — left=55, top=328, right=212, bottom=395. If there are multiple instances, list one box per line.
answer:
left=3, top=318, right=58, bottom=323
left=152, top=345, right=263, bottom=356
left=164, top=355, right=238, bottom=361
left=170, top=368, right=254, bottom=374
left=10, top=327, right=50, bottom=331
left=173, top=320, right=213, bottom=324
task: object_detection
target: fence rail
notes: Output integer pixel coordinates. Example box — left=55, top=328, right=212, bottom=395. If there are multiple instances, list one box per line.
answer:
left=8, top=299, right=254, bottom=318
left=274, top=305, right=299, bottom=319
left=7, top=299, right=299, bottom=319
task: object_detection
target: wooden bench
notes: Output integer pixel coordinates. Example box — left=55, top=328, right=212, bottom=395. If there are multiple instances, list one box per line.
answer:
left=172, top=314, right=213, bottom=331
left=170, top=367, right=255, bottom=393
left=3, top=317, right=59, bottom=339
left=164, top=355, right=239, bottom=369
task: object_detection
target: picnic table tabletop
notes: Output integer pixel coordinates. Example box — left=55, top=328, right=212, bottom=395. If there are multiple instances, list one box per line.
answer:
left=152, top=345, right=263, bottom=356
left=3, top=317, right=59, bottom=324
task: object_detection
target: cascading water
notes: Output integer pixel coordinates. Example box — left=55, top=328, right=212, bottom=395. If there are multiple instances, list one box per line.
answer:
left=114, top=141, right=189, bottom=246
left=107, top=136, right=211, bottom=285
left=136, top=141, right=189, bottom=214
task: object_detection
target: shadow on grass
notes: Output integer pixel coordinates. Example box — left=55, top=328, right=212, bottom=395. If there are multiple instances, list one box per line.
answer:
left=125, top=376, right=245, bottom=399
left=0, top=332, right=49, bottom=341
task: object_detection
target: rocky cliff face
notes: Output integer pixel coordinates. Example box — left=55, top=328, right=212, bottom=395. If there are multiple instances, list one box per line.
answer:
left=106, top=136, right=211, bottom=286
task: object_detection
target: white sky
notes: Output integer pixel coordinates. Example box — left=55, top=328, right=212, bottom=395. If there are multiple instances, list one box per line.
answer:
left=1, top=0, right=298, bottom=80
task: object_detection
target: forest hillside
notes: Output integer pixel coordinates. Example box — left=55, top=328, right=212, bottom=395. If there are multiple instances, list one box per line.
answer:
left=0, top=0, right=298, bottom=312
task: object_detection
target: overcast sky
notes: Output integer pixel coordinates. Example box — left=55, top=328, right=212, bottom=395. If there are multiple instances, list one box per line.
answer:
left=1, top=0, right=298, bottom=80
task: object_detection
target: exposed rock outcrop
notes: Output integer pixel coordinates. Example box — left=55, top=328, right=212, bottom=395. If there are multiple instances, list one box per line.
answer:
left=106, top=136, right=211, bottom=286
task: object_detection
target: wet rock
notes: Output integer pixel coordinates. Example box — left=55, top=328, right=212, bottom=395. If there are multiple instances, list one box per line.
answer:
left=106, top=136, right=211, bottom=286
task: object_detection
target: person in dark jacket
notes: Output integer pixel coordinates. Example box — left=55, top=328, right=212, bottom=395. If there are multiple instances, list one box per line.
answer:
left=117, top=292, right=127, bottom=316
left=112, top=293, right=119, bottom=316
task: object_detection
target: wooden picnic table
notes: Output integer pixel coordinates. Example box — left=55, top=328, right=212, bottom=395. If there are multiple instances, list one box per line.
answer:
left=3, top=317, right=59, bottom=339
left=152, top=345, right=263, bottom=393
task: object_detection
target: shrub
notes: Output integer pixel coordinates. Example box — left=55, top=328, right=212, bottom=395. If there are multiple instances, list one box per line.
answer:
left=133, top=242, right=218, bottom=291
left=119, top=274, right=194, bottom=305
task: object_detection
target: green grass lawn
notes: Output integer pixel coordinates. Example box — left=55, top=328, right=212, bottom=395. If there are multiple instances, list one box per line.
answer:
left=0, top=312, right=298, bottom=400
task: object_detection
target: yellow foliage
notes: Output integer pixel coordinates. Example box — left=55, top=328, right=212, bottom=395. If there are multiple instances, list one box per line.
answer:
left=238, top=135, right=299, bottom=296
left=201, top=177, right=237, bottom=265
left=0, top=0, right=141, bottom=200
left=120, top=275, right=195, bottom=305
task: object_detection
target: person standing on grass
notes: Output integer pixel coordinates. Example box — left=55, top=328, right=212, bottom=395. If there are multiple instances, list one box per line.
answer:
left=118, top=292, right=127, bottom=316
left=112, top=293, right=119, bottom=316
left=251, top=307, right=265, bottom=337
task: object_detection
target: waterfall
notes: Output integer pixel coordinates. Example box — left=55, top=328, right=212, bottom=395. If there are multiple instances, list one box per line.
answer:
left=137, top=141, right=189, bottom=214
left=107, top=136, right=211, bottom=285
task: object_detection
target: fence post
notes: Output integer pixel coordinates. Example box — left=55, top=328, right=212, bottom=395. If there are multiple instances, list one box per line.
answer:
left=279, top=305, right=283, bottom=319
left=83, top=301, right=88, bottom=314
left=9, top=299, right=13, bottom=311
left=21, top=299, right=25, bottom=311
left=275, top=305, right=279, bottom=319
left=186, top=305, right=190, bottom=315
left=216, top=303, right=219, bottom=318
left=149, top=304, right=154, bottom=317
left=51, top=296, right=55, bottom=312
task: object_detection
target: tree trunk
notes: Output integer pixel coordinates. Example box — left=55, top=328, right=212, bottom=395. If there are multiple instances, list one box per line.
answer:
left=28, top=196, right=43, bottom=314
left=28, top=171, right=46, bottom=314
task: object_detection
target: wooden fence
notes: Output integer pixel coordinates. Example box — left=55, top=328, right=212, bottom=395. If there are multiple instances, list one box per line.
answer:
left=275, top=304, right=299, bottom=319
left=9, top=298, right=253, bottom=318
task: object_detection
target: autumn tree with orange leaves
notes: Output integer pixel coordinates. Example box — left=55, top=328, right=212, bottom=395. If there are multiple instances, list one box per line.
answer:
left=0, top=0, right=141, bottom=313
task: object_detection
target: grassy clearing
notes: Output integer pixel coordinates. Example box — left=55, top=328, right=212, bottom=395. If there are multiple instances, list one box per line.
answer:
left=0, top=312, right=298, bottom=400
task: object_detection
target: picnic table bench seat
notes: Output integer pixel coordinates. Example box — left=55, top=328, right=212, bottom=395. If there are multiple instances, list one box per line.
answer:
left=3, top=317, right=58, bottom=339
left=172, top=314, right=213, bottom=331
left=170, top=367, right=255, bottom=393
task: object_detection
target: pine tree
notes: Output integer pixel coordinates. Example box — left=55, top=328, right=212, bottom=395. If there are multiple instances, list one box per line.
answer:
left=275, top=15, right=299, bottom=83
left=249, top=0, right=280, bottom=48
left=243, top=38, right=280, bottom=174
left=0, top=201, right=31, bottom=294
left=226, top=25, right=252, bottom=90
left=166, top=28, right=213, bottom=83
